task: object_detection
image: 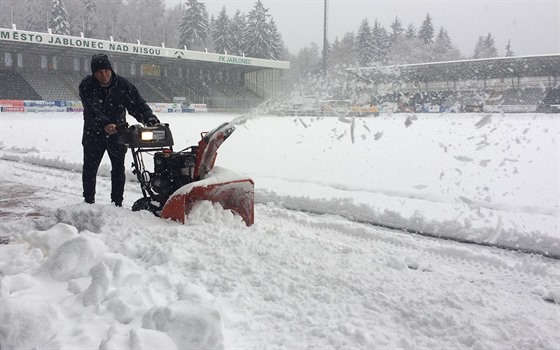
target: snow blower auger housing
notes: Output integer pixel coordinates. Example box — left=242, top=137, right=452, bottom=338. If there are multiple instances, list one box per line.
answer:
left=119, top=122, right=254, bottom=226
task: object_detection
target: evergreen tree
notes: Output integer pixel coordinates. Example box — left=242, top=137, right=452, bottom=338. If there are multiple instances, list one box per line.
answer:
left=356, top=18, right=375, bottom=66
left=122, top=0, right=143, bottom=43
left=473, top=33, right=498, bottom=58
left=207, top=14, right=216, bottom=51
left=405, top=23, right=416, bottom=39
left=483, top=33, right=498, bottom=57
left=371, top=19, right=390, bottom=64
left=96, top=0, right=127, bottom=42
left=390, top=16, right=404, bottom=43
left=328, top=32, right=358, bottom=69
left=386, top=34, right=426, bottom=65
left=244, top=0, right=276, bottom=59
left=178, top=0, right=210, bottom=50
left=23, top=0, right=50, bottom=32
left=269, top=18, right=284, bottom=60
left=209, top=14, right=216, bottom=40
left=433, top=26, right=461, bottom=61
left=328, top=37, right=341, bottom=69
left=160, top=3, right=184, bottom=48
left=213, top=7, right=233, bottom=54
left=505, top=39, right=514, bottom=57
left=434, top=27, right=451, bottom=56
left=49, top=0, right=71, bottom=35
left=230, top=10, right=246, bottom=56
left=141, top=0, right=167, bottom=46
left=418, top=13, right=434, bottom=45
left=82, top=0, right=98, bottom=38
left=292, top=43, right=322, bottom=77
left=473, top=35, right=485, bottom=59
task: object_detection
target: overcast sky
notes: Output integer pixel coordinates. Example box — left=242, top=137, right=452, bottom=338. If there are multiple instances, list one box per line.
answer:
left=165, top=0, right=559, bottom=58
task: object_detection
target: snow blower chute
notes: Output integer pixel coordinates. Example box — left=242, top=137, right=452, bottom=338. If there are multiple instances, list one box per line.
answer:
left=118, top=122, right=254, bottom=226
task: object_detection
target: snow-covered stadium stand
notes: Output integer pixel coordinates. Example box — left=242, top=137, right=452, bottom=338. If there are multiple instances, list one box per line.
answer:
left=346, top=55, right=560, bottom=113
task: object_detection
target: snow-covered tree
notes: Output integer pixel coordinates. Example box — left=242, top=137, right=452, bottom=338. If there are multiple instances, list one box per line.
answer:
left=483, top=33, right=498, bottom=57
left=93, top=0, right=128, bottom=42
left=390, top=16, right=404, bottom=43
left=387, top=20, right=445, bottom=65
left=209, top=13, right=216, bottom=47
left=212, top=7, right=233, bottom=54
left=49, top=0, right=71, bottom=35
left=371, top=19, right=390, bottom=64
left=292, top=42, right=322, bottom=77
left=356, top=19, right=375, bottom=66
left=505, top=39, right=514, bottom=57
left=117, top=0, right=143, bottom=43
left=244, top=0, right=278, bottom=59
left=328, top=32, right=358, bottom=69
left=433, top=27, right=451, bottom=57
left=139, top=0, right=167, bottom=46
left=21, top=0, right=50, bottom=32
left=386, top=34, right=428, bottom=65
left=473, top=33, right=498, bottom=59
left=159, top=3, right=184, bottom=48
left=98, top=0, right=168, bottom=46
left=433, top=26, right=461, bottom=61
left=269, top=18, right=285, bottom=60
left=418, top=13, right=434, bottom=45
left=405, top=23, right=417, bottom=39
left=178, top=0, right=210, bottom=50
left=230, top=10, right=246, bottom=56
left=473, top=36, right=485, bottom=58
left=82, top=0, right=98, bottom=38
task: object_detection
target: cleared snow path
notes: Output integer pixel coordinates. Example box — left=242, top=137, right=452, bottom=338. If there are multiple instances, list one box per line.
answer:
left=1, top=159, right=559, bottom=349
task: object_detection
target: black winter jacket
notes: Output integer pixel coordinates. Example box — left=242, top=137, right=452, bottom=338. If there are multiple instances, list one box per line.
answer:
left=79, top=71, right=155, bottom=135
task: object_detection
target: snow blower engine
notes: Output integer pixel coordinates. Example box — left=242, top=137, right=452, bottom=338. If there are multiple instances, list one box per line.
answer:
left=118, top=122, right=254, bottom=226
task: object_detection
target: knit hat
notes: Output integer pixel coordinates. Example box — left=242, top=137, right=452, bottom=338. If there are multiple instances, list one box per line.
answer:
left=91, top=54, right=112, bottom=74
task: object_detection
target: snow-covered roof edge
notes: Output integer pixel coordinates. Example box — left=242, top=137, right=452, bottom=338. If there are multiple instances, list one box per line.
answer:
left=0, top=27, right=290, bottom=70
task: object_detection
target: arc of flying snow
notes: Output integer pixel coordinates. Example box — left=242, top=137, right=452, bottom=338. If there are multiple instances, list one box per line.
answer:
left=475, top=115, right=492, bottom=128
left=350, top=116, right=355, bottom=144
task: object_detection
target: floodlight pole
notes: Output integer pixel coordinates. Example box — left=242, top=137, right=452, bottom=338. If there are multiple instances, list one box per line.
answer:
left=322, top=0, right=328, bottom=76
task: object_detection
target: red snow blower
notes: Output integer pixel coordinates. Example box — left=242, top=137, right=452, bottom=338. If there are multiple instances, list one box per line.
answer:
left=118, top=122, right=254, bottom=226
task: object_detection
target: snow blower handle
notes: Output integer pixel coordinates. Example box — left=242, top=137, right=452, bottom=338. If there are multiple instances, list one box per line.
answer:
left=116, top=122, right=130, bottom=134
left=145, top=115, right=160, bottom=127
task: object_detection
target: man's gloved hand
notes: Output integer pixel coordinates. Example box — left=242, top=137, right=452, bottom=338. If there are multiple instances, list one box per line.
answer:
left=104, top=123, right=118, bottom=135
left=146, top=115, right=160, bottom=127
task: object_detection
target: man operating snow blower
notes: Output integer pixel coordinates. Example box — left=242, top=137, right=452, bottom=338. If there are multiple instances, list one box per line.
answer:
left=79, top=53, right=160, bottom=206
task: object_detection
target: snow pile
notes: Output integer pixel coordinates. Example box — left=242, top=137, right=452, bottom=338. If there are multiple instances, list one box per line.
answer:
left=1, top=204, right=226, bottom=349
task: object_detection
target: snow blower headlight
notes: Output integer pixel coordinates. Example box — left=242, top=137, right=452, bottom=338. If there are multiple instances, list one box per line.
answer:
left=141, top=131, right=154, bottom=141
left=118, top=124, right=174, bottom=148
left=140, top=129, right=167, bottom=142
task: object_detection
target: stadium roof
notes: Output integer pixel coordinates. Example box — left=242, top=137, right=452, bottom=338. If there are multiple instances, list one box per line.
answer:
left=0, top=27, right=289, bottom=72
left=346, top=54, right=560, bottom=83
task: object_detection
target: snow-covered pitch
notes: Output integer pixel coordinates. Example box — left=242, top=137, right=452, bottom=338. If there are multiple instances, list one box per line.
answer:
left=0, top=112, right=558, bottom=349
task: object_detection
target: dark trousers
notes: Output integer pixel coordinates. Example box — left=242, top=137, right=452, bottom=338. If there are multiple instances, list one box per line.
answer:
left=82, top=132, right=127, bottom=204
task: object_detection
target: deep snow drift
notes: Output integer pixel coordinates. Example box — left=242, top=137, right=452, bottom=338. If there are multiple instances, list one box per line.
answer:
left=0, top=112, right=559, bottom=349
